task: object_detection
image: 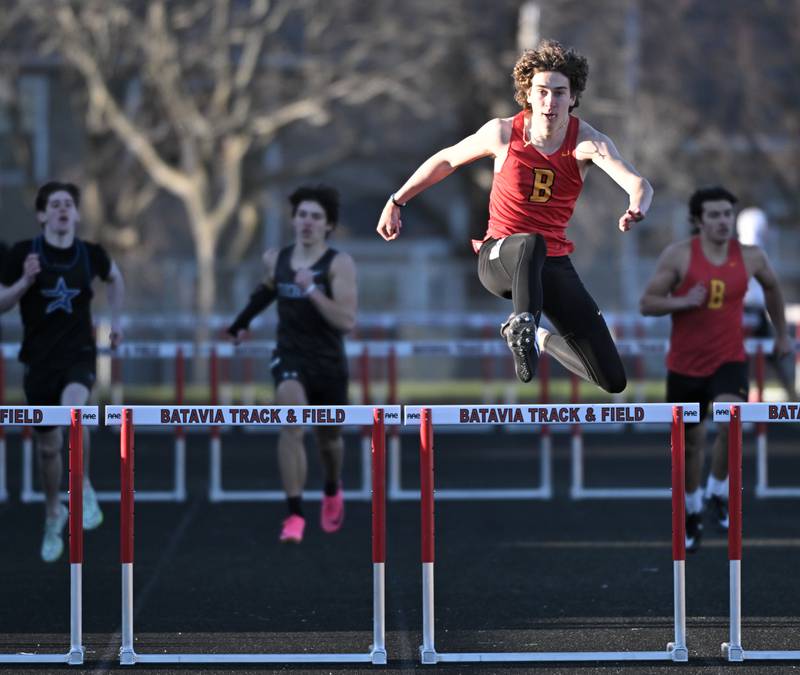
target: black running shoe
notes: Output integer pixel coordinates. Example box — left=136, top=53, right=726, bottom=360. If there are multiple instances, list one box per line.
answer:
left=500, top=312, right=539, bottom=383
left=685, top=513, right=703, bottom=553
left=706, top=495, right=729, bottom=531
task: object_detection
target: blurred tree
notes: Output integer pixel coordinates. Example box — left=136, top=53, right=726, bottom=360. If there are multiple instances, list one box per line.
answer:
left=6, top=0, right=466, bottom=326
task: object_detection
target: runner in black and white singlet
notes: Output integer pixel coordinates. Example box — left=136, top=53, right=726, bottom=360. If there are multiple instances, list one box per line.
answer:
left=0, top=181, right=125, bottom=562
left=271, top=246, right=349, bottom=385
left=227, top=185, right=357, bottom=544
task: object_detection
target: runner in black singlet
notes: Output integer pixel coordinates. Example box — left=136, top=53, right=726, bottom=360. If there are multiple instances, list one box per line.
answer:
left=0, top=181, right=125, bottom=562
left=228, top=185, right=357, bottom=544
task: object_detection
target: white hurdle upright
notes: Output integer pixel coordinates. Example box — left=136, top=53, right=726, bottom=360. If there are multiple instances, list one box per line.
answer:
left=714, top=401, right=800, bottom=662
left=0, top=406, right=99, bottom=665
left=405, top=402, right=697, bottom=664
left=106, top=404, right=400, bottom=665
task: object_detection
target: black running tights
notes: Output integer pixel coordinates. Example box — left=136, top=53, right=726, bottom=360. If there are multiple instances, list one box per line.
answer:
left=477, top=233, right=626, bottom=393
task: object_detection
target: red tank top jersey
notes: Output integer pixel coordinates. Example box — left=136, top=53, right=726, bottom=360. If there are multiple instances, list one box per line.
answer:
left=667, top=237, right=748, bottom=377
left=477, top=111, right=583, bottom=256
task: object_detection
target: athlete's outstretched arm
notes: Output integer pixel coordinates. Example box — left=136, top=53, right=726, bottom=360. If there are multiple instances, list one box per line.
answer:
left=576, top=127, right=653, bottom=232
left=227, top=249, right=278, bottom=343
left=105, top=260, right=125, bottom=348
left=640, top=243, right=706, bottom=316
left=301, top=252, right=357, bottom=333
left=376, top=118, right=506, bottom=241
left=0, top=253, right=40, bottom=313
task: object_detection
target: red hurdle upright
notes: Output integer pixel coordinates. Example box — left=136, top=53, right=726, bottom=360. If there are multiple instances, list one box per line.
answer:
left=715, top=401, right=800, bottom=662
left=0, top=406, right=98, bottom=665
left=112, top=404, right=396, bottom=665
left=409, top=403, right=691, bottom=664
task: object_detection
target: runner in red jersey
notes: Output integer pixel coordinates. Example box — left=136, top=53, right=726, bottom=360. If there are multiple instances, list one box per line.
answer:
left=640, top=186, right=793, bottom=552
left=376, top=40, right=652, bottom=391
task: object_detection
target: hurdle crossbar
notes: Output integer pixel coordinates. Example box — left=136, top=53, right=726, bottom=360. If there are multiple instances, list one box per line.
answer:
left=390, top=356, right=554, bottom=501
left=405, top=403, right=695, bottom=664
left=0, top=407, right=99, bottom=665
left=208, top=345, right=374, bottom=502
left=21, top=344, right=190, bottom=504
left=714, top=402, right=800, bottom=662
left=108, top=404, right=399, bottom=665
left=748, top=347, right=800, bottom=498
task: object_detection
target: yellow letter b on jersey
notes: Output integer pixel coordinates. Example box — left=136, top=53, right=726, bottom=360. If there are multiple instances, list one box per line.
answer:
left=529, top=168, right=555, bottom=203
left=708, top=279, right=725, bottom=309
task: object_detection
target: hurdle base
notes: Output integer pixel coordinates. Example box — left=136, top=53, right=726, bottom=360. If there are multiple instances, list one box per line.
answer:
left=370, top=646, right=388, bottom=664
left=666, top=641, right=688, bottom=662
left=67, top=646, right=85, bottom=665
left=119, top=652, right=376, bottom=664
left=120, top=647, right=136, bottom=666
left=419, top=650, right=684, bottom=663
left=0, top=654, right=72, bottom=664
left=420, top=645, right=438, bottom=664
left=722, top=641, right=744, bottom=662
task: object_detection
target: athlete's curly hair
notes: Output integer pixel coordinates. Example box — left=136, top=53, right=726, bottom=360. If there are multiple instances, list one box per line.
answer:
left=513, top=40, right=589, bottom=112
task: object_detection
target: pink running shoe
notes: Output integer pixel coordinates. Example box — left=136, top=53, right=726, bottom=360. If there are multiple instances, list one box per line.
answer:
left=279, top=514, right=305, bottom=543
left=321, top=484, right=345, bottom=533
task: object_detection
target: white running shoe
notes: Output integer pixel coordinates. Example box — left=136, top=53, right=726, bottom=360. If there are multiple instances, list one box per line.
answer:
left=83, top=483, right=104, bottom=530
left=41, top=503, right=69, bottom=563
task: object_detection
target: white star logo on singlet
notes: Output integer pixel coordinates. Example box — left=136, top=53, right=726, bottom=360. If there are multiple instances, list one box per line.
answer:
left=42, top=276, right=81, bottom=314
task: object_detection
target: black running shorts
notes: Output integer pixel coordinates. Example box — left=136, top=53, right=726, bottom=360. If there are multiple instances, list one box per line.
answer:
left=23, top=359, right=96, bottom=432
left=666, top=361, right=749, bottom=424
left=270, top=352, right=349, bottom=405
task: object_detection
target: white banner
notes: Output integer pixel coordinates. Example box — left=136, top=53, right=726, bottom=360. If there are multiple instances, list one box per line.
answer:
left=105, top=405, right=402, bottom=426
left=0, top=406, right=100, bottom=426
left=713, top=402, right=800, bottom=423
left=404, top=403, right=700, bottom=425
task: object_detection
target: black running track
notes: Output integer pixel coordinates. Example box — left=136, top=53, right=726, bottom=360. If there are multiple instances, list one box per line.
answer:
left=1, top=425, right=799, bottom=674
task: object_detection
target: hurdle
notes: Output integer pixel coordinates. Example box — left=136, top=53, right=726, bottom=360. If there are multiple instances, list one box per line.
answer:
left=388, top=343, right=553, bottom=501
left=747, top=341, right=800, bottom=498
left=714, top=401, right=800, bottom=662
left=106, top=403, right=399, bottom=665
left=208, top=342, right=375, bottom=502
left=0, top=406, right=99, bottom=665
left=406, top=403, right=696, bottom=664
left=19, top=341, right=190, bottom=503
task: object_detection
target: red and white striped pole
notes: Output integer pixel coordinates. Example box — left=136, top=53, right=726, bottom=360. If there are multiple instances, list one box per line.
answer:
left=120, top=408, right=136, bottom=665
left=68, top=409, right=85, bottom=664
left=669, top=405, right=687, bottom=660
left=370, top=408, right=387, bottom=664
left=420, top=408, right=437, bottom=664
left=723, top=405, right=744, bottom=661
